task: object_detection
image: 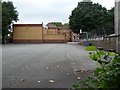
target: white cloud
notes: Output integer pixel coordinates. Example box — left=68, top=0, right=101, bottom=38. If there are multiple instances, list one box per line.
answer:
left=6, top=0, right=115, bottom=25
left=92, top=0, right=115, bottom=9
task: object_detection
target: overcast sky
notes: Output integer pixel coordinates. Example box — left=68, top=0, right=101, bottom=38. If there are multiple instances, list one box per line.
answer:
left=7, top=0, right=115, bottom=25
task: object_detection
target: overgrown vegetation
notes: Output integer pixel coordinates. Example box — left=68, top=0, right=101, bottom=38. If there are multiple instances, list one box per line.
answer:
left=72, top=46, right=120, bottom=89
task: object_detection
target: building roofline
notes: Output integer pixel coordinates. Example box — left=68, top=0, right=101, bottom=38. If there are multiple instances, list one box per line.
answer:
left=13, top=24, right=42, bottom=27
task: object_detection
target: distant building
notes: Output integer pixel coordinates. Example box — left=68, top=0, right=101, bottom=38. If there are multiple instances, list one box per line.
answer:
left=46, top=23, right=58, bottom=34
left=46, top=23, right=58, bottom=29
left=12, top=23, right=77, bottom=43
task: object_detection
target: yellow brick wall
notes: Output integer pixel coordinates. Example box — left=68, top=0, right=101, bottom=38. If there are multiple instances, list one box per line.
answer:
left=59, top=30, right=70, bottom=41
left=13, top=26, right=43, bottom=40
left=44, top=34, right=65, bottom=40
left=66, top=33, right=70, bottom=41
left=13, top=25, right=74, bottom=43
left=46, top=29, right=58, bottom=34
left=72, top=32, right=75, bottom=42
left=43, top=28, right=47, bottom=34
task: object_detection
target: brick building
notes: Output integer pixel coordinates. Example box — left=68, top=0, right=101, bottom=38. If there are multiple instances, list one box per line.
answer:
left=12, top=23, right=76, bottom=43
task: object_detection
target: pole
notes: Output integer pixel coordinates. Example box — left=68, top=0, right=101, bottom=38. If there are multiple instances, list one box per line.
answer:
left=86, top=32, right=89, bottom=46
left=115, top=0, right=120, bottom=54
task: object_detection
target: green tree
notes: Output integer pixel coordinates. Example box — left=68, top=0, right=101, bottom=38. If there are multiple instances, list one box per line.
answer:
left=63, top=23, right=69, bottom=27
left=2, top=1, right=19, bottom=44
left=104, top=7, right=114, bottom=35
left=50, top=22, right=63, bottom=27
left=69, top=1, right=114, bottom=36
left=94, top=7, right=114, bottom=36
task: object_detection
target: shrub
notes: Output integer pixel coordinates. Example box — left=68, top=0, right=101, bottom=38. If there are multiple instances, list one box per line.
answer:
left=72, top=46, right=120, bottom=89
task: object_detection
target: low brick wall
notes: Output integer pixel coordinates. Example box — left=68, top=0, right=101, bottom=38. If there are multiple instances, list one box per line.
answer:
left=43, top=34, right=66, bottom=43
left=81, top=36, right=119, bottom=51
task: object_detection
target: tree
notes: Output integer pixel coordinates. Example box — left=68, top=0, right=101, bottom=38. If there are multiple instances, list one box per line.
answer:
left=69, top=1, right=94, bottom=33
left=50, top=22, right=63, bottom=27
left=69, top=1, right=114, bottom=36
left=94, top=7, right=114, bottom=36
left=104, top=7, right=114, bottom=35
left=63, top=23, right=69, bottom=27
left=2, top=1, right=19, bottom=44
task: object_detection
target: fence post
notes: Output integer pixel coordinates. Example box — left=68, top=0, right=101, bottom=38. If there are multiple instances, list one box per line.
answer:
left=115, top=1, right=120, bottom=54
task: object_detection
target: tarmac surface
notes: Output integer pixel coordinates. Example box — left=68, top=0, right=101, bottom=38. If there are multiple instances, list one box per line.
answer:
left=2, top=44, right=97, bottom=88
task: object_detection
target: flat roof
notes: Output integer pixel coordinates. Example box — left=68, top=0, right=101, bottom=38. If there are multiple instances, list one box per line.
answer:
left=13, top=24, right=42, bottom=27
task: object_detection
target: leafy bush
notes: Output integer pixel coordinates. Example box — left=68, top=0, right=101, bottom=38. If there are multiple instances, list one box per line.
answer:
left=72, top=46, right=120, bottom=89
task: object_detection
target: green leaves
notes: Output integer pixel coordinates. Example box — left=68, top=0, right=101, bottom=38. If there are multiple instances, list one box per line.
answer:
left=72, top=83, right=81, bottom=89
left=2, top=1, right=19, bottom=43
left=69, top=1, right=114, bottom=36
left=108, top=52, right=118, bottom=56
left=113, top=56, right=120, bottom=63
left=49, top=22, right=63, bottom=27
left=85, top=46, right=97, bottom=51
left=98, top=50, right=106, bottom=55
left=82, top=46, right=120, bottom=88
left=89, top=54, right=99, bottom=61
left=72, top=57, right=120, bottom=88
left=86, top=46, right=106, bottom=63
